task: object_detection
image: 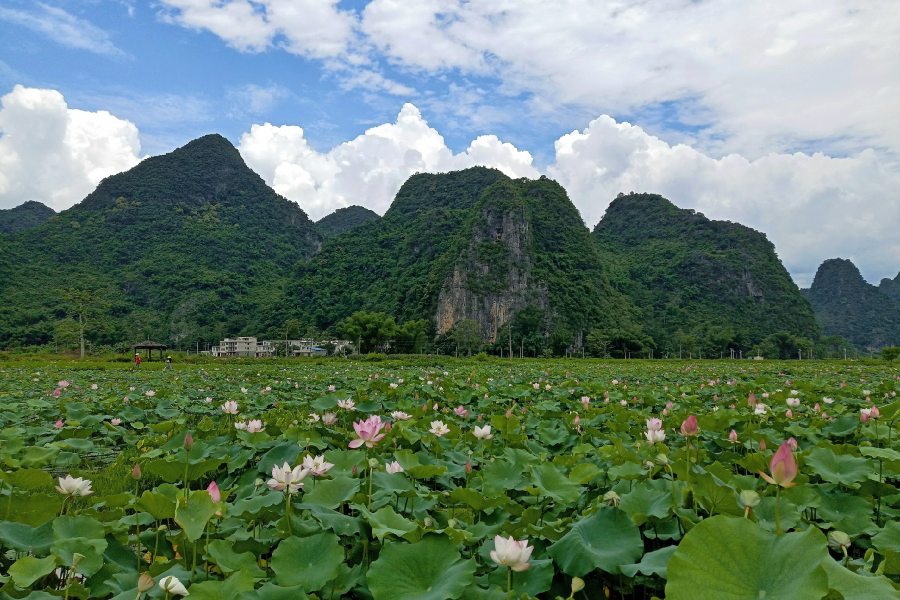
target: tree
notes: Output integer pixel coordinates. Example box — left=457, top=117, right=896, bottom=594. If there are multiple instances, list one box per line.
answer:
left=395, top=319, right=427, bottom=354
left=883, top=347, right=900, bottom=364
left=283, top=318, right=302, bottom=357
left=453, top=319, right=483, bottom=357
left=585, top=329, right=610, bottom=358
left=550, top=325, right=574, bottom=357
left=56, top=289, right=109, bottom=359
left=339, top=312, right=397, bottom=354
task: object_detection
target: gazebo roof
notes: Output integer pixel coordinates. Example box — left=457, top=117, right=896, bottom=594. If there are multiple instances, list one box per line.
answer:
left=132, top=339, right=168, bottom=349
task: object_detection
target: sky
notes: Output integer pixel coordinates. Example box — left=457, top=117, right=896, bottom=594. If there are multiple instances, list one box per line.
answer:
left=0, top=0, right=898, bottom=287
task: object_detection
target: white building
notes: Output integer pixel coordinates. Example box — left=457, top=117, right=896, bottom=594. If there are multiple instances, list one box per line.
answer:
left=209, top=337, right=273, bottom=358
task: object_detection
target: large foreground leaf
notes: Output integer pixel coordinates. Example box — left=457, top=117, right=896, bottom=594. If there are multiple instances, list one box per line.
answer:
left=547, top=507, right=643, bottom=577
left=665, top=516, right=828, bottom=600
left=367, top=533, right=476, bottom=600
left=270, top=532, right=343, bottom=591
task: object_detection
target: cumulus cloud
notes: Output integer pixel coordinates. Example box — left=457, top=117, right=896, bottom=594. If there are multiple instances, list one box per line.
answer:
left=238, top=103, right=539, bottom=219
left=0, top=85, right=141, bottom=211
left=0, top=3, right=128, bottom=57
left=548, top=116, right=900, bottom=287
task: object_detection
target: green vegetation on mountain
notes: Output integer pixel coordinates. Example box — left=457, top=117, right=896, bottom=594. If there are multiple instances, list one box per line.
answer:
left=315, top=205, right=380, bottom=238
left=880, top=271, right=900, bottom=302
left=802, top=258, right=900, bottom=350
left=592, top=193, right=819, bottom=357
left=290, top=169, right=630, bottom=353
left=0, top=200, right=55, bottom=234
left=0, top=134, right=321, bottom=349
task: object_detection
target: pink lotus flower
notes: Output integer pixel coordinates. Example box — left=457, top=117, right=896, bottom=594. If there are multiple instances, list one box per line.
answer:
left=123, top=396, right=129, bottom=403
left=323, top=412, right=338, bottom=426
left=221, top=401, right=239, bottom=414
left=58, top=380, right=69, bottom=389
left=680, top=415, right=699, bottom=437
left=54, top=420, right=64, bottom=428
left=728, top=429, right=738, bottom=443
left=759, top=442, right=798, bottom=488
left=646, top=418, right=662, bottom=431
left=787, top=437, right=799, bottom=451
left=207, top=481, right=221, bottom=503
left=454, top=406, right=469, bottom=418
left=309, top=412, right=321, bottom=422
left=328, top=385, right=336, bottom=392
left=52, top=389, right=61, bottom=397
left=111, top=418, right=121, bottom=426
left=490, top=535, right=534, bottom=572
left=573, top=413, right=581, bottom=426
left=786, top=409, right=793, bottom=419
left=385, top=461, right=404, bottom=474
left=244, top=419, right=265, bottom=433
left=349, top=415, right=386, bottom=448
left=748, top=392, right=756, bottom=406
left=91, top=384, right=98, bottom=390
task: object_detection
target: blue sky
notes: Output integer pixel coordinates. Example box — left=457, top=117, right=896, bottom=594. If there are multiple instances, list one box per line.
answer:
left=0, top=0, right=898, bottom=286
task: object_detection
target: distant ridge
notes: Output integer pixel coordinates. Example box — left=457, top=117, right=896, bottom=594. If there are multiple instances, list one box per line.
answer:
left=0, top=133, right=321, bottom=346
left=803, top=258, right=900, bottom=350
left=316, top=205, right=380, bottom=238
left=592, top=193, right=819, bottom=351
left=0, top=201, right=55, bottom=235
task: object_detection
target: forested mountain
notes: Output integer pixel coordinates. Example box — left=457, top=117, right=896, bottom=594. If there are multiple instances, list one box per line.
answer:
left=0, top=201, right=55, bottom=234
left=289, top=169, right=631, bottom=350
left=802, top=259, right=900, bottom=350
left=316, top=205, right=380, bottom=238
left=880, top=272, right=900, bottom=303
left=592, top=193, right=819, bottom=356
left=0, top=134, right=321, bottom=348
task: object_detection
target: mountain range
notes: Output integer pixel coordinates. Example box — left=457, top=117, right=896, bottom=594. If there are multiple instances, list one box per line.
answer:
left=0, top=134, right=894, bottom=355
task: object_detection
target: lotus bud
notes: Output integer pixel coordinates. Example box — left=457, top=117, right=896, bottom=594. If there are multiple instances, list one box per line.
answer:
left=860, top=411, right=870, bottom=423
left=465, top=459, right=472, bottom=474
left=183, top=432, right=194, bottom=450
left=828, top=531, right=851, bottom=553
left=602, top=490, right=620, bottom=507
left=759, top=441, right=798, bottom=488
left=748, top=392, right=756, bottom=406
left=728, top=430, right=738, bottom=444
left=680, top=415, right=699, bottom=437
left=352, top=465, right=358, bottom=477
left=871, top=406, right=881, bottom=419
left=477, top=414, right=483, bottom=422
left=132, top=463, right=142, bottom=479
left=506, top=408, right=512, bottom=418
left=787, top=437, right=798, bottom=451
left=385, top=421, right=392, bottom=431
left=207, top=481, right=221, bottom=503
left=786, top=409, right=793, bottom=419
left=138, top=573, right=155, bottom=593
left=574, top=414, right=580, bottom=425
left=759, top=439, right=767, bottom=451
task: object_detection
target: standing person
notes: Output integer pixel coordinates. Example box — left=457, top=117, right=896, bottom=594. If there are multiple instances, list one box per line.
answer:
left=135, top=353, right=141, bottom=369
left=165, top=356, right=173, bottom=370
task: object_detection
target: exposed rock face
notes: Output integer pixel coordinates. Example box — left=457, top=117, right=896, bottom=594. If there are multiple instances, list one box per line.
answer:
left=804, top=258, right=900, bottom=349
left=435, top=204, right=549, bottom=340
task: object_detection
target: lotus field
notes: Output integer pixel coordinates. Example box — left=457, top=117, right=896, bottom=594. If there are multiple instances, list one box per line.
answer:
left=2, top=359, right=900, bottom=600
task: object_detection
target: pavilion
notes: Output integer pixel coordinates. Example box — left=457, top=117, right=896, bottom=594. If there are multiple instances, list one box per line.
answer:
left=132, top=340, right=168, bottom=361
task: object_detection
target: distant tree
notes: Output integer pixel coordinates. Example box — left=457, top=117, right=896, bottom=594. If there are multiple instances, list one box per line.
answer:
left=56, top=288, right=109, bottom=359
left=883, top=347, right=900, bottom=364
left=395, top=319, right=428, bottom=354
left=550, top=325, right=574, bottom=357
left=453, top=320, right=483, bottom=357
left=585, top=329, right=610, bottom=358
left=339, top=311, right=397, bottom=354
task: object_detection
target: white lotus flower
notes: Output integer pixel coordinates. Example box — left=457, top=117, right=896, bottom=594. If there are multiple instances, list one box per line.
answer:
left=490, top=535, right=534, bottom=572
left=391, top=411, right=411, bottom=421
left=301, top=454, right=334, bottom=476
left=473, top=425, right=493, bottom=440
left=266, top=462, right=309, bottom=493
left=430, top=421, right=450, bottom=437
left=159, top=576, right=189, bottom=596
left=385, top=461, right=404, bottom=474
left=55, top=475, right=93, bottom=497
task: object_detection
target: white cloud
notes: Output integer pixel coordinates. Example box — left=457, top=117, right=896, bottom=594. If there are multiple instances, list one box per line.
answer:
left=0, top=3, right=128, bottom=57
left=237, top=103, right=538, bottom=219
left=548, top=116, right=900, bottom=287
left=0, top=85, right=141, bottom=211
left=159, top=0, right=356, bottom=59
left=226, top=84, right=289, bottom=117
left=359, top=0, right=900, bottom=160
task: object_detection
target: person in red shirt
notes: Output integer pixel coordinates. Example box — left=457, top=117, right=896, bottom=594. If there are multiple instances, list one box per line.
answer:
left=135, top=353, right=141, bottom=369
